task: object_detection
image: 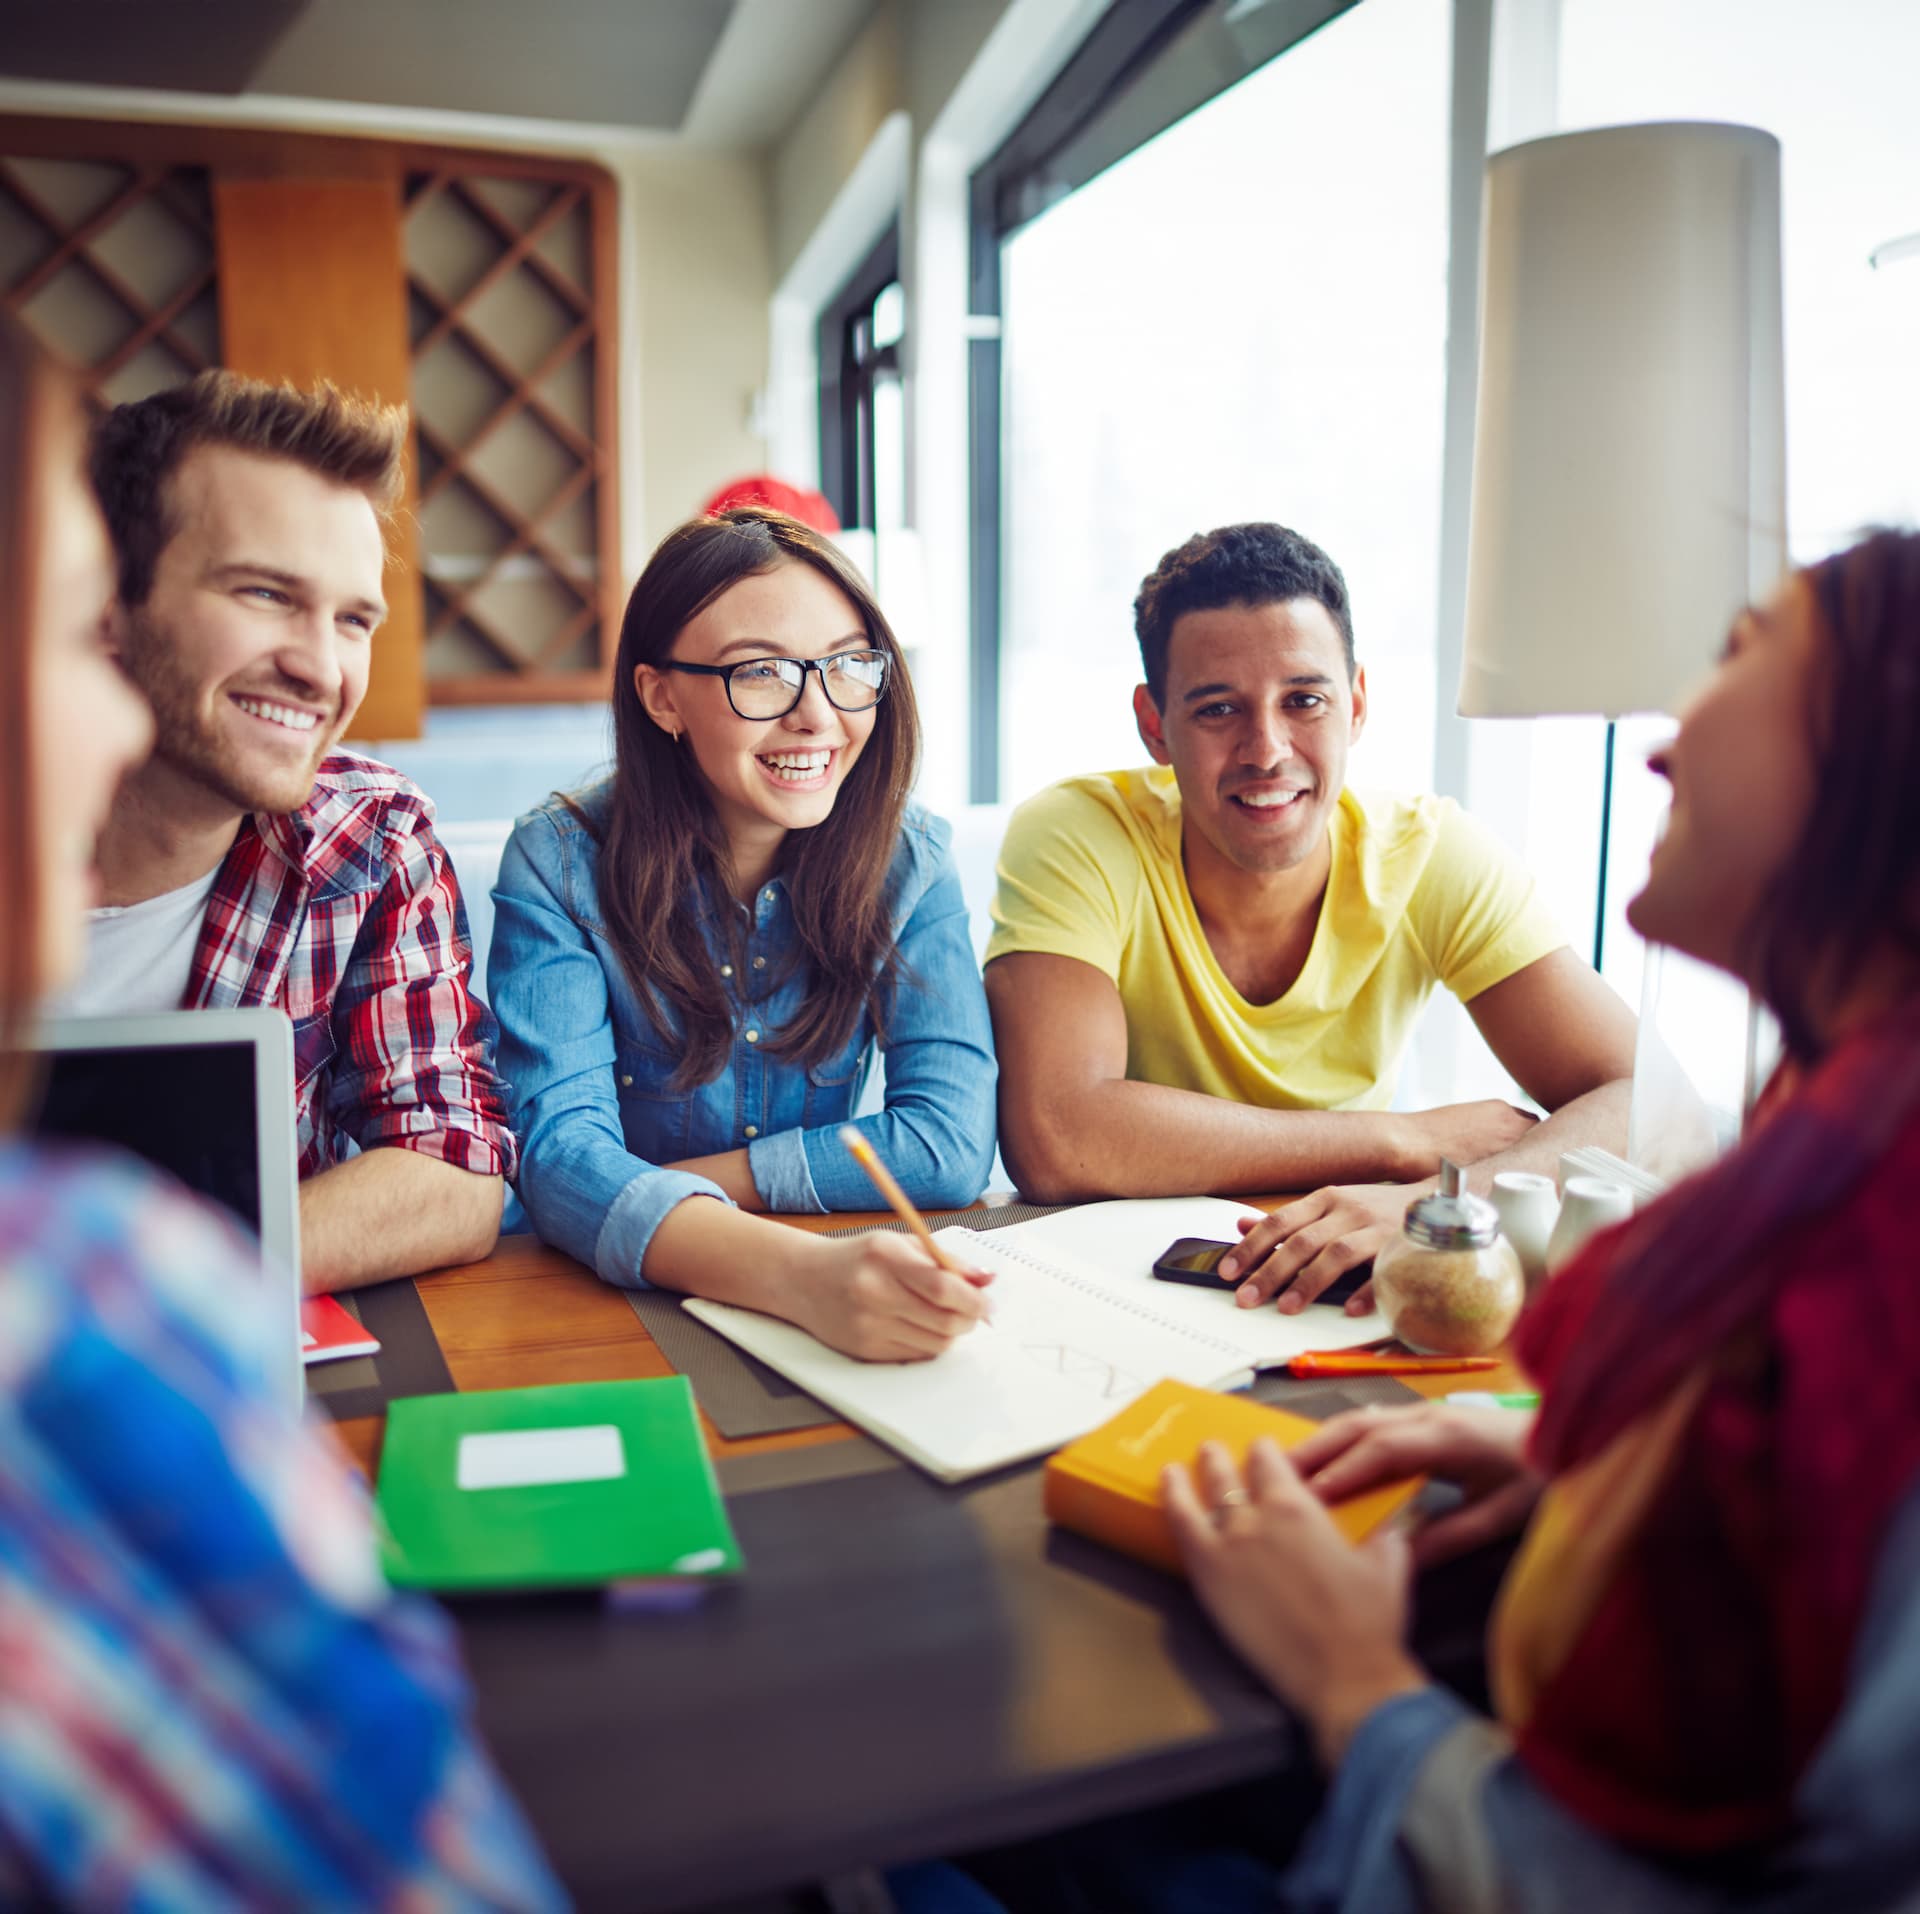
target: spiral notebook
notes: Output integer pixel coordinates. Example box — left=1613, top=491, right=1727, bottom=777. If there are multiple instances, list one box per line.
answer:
left=683, top=1197, right=1386, bottom=1483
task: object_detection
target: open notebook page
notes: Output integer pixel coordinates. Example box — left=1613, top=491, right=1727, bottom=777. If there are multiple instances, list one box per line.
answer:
left=969, top=1195, right=1388, bottom=1366
left=685, top=1236, right=1248, bottom=1483
left=681, top=1196, right=1387, bottom=1483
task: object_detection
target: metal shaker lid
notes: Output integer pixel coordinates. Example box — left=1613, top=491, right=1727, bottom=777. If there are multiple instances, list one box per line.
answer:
left=1402, top=1159, right=1501, bottom=1251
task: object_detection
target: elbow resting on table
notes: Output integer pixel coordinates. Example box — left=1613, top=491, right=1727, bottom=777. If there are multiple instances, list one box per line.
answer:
left=996, top=1101, right=1114, bottom=1207
left=871, top=1103, right=997, bottom=1211
left=910, top=1156, right=994, bottom=1211
left=453, top=1175, right=508, bottom=1263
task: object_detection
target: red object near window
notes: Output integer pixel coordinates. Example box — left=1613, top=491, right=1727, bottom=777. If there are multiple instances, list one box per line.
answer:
left=699, top=475, right=841, bottom=534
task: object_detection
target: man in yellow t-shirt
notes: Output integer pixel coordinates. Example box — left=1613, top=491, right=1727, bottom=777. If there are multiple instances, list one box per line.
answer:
left=985, top=522, right=1638, bottom=1312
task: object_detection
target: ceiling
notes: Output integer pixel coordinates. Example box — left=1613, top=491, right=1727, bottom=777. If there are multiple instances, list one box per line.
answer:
left=0, top=0, right=881, bottom=145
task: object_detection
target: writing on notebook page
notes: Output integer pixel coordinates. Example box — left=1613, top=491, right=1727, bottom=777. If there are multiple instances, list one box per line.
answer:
left=1020, top=1343, right=1145, bottom=1401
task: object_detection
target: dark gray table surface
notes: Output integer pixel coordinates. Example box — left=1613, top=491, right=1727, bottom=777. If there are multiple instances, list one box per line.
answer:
left=455, top=1377, right=1429, bottom=1913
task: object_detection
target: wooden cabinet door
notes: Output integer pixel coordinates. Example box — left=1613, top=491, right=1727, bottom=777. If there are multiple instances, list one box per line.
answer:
left=215, top=175, right=426, bottom=739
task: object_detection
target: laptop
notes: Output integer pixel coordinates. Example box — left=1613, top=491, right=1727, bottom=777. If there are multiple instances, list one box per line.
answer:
left=27, top=1009, right=304, bottom=1415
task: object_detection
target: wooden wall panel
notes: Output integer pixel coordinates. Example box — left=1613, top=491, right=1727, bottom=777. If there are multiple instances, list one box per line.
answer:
left=214, top=175, right=425, bottom=739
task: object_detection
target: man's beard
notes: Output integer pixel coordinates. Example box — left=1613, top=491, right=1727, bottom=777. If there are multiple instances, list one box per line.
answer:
left=120, top=608, right=334, bottom=816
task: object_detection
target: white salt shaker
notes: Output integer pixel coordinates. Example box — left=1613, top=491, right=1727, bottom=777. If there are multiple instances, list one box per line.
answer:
left=1489, top=1171, right=1560, bottom=1291
left=1545, top=1175, right=1634, bottom=1274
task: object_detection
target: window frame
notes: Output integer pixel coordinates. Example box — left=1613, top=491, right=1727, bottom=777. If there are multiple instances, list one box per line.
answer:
left=964, top=0, right=1360, bottom=800
left=815, top=221, right=901, bottom=533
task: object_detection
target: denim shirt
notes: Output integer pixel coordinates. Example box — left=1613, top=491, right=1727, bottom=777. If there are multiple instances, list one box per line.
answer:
left=488, top=781, right=998, bottom=1286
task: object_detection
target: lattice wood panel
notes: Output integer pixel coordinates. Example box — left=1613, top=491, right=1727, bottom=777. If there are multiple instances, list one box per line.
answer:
left=0, top=156, right=219, bottom=403
left=406, top=167, right=616, bottom=702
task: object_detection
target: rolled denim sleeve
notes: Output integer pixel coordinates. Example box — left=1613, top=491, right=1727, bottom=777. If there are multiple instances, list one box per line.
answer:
left=1287, top=1689, right=1737, bottom=1914
left=488, top=816, right=729, bottom=1286
left=774, top=830, right=998, bottom=1213
left=1280, top=1688, right=1478, bottom=1914
left=746, top=1124, right=826, bottom=1214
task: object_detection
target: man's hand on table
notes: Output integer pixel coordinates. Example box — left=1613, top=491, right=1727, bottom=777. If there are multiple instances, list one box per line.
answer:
left=1217, top=1099, right=1539, bottom=1313
left=1218, top=1183, right=1406, bottom=1314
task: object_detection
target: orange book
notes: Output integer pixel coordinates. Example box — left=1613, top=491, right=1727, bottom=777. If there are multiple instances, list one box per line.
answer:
left=1043, top=1378, right=1424, bottom=1576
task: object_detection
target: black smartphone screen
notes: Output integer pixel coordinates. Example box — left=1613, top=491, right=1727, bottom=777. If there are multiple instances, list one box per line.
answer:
left=1150, top=1237, right=1236, bottom=1286
left=1150, top=1236, right=1372, bottom=1305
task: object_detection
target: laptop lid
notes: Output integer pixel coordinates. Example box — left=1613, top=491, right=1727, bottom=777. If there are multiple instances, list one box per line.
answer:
left=27, top=1008, right=303, bottom=1414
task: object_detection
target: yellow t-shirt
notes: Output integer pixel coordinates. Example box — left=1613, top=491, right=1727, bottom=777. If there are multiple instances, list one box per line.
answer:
left=985, top=768, right=1565, bottom=1111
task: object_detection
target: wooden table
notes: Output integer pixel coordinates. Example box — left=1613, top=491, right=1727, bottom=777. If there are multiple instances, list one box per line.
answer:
left=338, top=1206, right=1527, bottom=1913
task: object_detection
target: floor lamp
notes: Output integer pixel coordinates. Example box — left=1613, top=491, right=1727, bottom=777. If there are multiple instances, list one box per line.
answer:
left=1457, top=121, right=1787, bottom=1173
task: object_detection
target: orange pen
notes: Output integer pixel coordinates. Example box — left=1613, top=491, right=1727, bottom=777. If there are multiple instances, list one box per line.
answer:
left=1286, top=1351, right=1503, bottom=1378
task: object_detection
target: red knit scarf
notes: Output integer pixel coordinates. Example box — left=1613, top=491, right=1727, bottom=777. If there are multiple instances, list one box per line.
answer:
left=1505, top=997, right=1920, bottom=1850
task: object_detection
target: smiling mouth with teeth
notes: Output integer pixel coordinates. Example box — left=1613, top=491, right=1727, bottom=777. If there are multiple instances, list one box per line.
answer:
left=758, top=749, right=834, bottom=784
left=1233, top=788, right=1308, bottom=810
left=232, top=694, right=323, bottom=734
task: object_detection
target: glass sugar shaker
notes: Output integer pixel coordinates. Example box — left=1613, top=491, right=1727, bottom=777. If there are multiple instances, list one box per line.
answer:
left=1370, top=1160, right=1526, bottom=1357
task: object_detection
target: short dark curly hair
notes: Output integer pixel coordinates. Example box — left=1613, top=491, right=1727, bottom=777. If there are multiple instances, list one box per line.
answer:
left=1133, top=522, right=1355, bottom=705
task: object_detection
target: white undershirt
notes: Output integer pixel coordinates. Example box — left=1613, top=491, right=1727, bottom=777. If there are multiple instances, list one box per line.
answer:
left=50, top=867, right=223, bottom=1017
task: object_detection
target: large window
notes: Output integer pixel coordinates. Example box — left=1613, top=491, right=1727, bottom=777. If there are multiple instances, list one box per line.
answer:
left=980, top=0, right=1451, bottom=807
left=1493, top=0, right=1920, bottom=1137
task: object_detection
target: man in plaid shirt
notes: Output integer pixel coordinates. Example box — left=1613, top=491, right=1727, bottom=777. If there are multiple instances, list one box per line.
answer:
left=61, top=370, right=513, bottom=1293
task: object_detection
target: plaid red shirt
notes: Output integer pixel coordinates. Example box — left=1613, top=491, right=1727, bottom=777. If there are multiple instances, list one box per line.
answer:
left=184, top=750, right=515, bottom=1182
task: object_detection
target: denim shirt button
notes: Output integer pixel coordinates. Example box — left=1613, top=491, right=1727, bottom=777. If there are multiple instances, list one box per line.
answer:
left=744, top=1125, right=758, bottom=1139
left=619, top=1074, right=633, bottom=1087
left=745, top=1030, right=760, bottom=1044
left=751, top=955, right=766, bottom=969
left=762, top=889, right=776, bottom=904
left=720, top=963, right=733, bottom=977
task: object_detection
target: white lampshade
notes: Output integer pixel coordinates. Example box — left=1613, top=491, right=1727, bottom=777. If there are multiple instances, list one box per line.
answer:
left=1459, top=122, right=1787, bottom=719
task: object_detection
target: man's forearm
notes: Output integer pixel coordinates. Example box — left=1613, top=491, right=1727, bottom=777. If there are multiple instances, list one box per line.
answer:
left=1460, top=1077, right=1632, bottom=1191
left=300, top=1149, right=505, bottom=1293
left=1004, top=1077, right=1418, bottom=1204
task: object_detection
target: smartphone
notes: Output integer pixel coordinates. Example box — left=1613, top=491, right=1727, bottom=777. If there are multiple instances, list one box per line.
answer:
left=1151, top=1237, right=1238, bottom=1287
left=1151, top=1236, right=1372, bottom=1307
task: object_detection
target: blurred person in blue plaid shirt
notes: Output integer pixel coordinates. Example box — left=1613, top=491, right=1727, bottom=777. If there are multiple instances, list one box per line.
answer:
left=0, top=314, right=565, bottom=1910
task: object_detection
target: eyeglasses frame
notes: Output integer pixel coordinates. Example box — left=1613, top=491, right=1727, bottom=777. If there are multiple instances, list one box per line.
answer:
left=660, top=649, right=892, bottom=721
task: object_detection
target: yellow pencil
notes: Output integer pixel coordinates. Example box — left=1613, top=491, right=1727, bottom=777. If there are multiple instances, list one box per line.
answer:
left=837, top=1126, right=985, bottom=1282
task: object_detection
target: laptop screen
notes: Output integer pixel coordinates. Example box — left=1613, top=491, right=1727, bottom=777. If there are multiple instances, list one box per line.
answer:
left=33, top=1040, right=265, bottom=1246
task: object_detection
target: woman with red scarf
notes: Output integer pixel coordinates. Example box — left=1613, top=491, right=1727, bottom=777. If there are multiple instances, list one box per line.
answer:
left=1148, top=529, right=1920, bottom=1913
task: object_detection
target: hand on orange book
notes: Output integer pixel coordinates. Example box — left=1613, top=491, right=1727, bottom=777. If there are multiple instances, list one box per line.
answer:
left=1044, top=1379, right=1423, bottom=1578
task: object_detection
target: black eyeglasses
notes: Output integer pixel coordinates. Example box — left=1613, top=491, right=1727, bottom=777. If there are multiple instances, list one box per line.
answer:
left=663, top=649, right=891, bottom=720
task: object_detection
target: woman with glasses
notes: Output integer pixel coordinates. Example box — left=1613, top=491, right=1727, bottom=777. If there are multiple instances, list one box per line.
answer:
left=490, top=507, right=998, bottom=1358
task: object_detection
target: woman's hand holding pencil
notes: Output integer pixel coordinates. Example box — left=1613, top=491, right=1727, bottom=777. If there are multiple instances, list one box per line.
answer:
left=778, top=1129, right=995, bottom=1363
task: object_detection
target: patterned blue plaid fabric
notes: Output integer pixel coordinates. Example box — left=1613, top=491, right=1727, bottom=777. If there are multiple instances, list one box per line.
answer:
left=0, top=1138, right=565, bottom=1911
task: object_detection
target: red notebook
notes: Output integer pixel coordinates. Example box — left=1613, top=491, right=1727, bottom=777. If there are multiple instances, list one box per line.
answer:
left=300, top=1294, right=381, bottom=1365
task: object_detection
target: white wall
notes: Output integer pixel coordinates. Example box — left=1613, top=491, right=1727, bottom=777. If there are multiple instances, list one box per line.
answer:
left=771, top=1, right=907, bottom=284
left=612, top=144, right=771, bottom=556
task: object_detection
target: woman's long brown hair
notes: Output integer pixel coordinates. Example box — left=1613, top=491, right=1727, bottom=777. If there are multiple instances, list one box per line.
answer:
left=1742, top=529, right=1920, bottom=1060
left=596, top=507, right=921, bottom=1088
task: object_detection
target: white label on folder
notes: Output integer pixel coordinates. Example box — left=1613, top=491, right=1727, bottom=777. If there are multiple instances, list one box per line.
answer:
left=456, top=1424, right=627, bottom=1491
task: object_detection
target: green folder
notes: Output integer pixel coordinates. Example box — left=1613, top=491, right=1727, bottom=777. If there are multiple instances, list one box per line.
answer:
left=375, top=1376, right=743, bottom=1592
